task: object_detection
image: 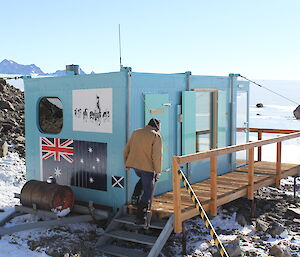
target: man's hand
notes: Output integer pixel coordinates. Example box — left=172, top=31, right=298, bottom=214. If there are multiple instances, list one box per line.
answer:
left=125, top=167, right=130, bottom=171
left=155, top=173, right=161, bottom=179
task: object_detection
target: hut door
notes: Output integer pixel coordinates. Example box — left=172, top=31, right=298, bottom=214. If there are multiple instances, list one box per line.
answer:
left=144, top=94, right=170, bottom=180
left=182, top=90, right=218, bottom=155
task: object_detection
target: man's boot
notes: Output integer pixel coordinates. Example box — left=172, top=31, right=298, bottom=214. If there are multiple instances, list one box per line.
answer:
left=131, top=194, right=140, bottom=206
left=135, top=202, right=148, bottom=225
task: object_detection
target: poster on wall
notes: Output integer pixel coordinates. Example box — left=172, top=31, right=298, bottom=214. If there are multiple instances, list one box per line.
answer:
left=40, top=137, right=107, bottom=191
left=72, top=88, right=112, bottom=133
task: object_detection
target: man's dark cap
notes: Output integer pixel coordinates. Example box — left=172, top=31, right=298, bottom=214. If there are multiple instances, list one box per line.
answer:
left=148, top=118, right=160, bottom=130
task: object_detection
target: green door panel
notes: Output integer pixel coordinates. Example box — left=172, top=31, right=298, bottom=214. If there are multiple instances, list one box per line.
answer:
left=144, top=94, right=170, bottom=181
left=182, top=91, right=196, bottom=155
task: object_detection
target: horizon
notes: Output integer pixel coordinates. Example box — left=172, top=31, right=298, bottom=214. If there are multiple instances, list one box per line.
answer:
left=2, top=58, right=300, bottom=82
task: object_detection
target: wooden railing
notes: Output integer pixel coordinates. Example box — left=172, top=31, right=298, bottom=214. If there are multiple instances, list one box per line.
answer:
left=249, top=128, right=300, bottom=161
left=172, top=129, right=300, bottom=233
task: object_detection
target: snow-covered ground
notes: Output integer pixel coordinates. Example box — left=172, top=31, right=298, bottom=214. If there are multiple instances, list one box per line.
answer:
left=1, top=79, right=300, bottom=256
left=0, top=153, right=49, bottom=256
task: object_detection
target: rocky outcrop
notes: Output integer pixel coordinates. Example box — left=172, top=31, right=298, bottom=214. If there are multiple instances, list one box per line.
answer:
left=0, top=78, right=25, bottom=157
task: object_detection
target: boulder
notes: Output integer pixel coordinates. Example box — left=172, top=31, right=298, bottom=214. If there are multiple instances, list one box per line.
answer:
left=0, top=78, right=6, bottom=86
left=16, top=136, right=25, bottom=143
left=236, top=212, right=248, bottom=226
left=269, top=244, right=291, bottom=257
left=269, top=245, right=283, bottom=257
left=1, top=122, right=14, bottom=132
left=256, top=103, right=264, bottom=108
left=0, top=141, right=8, bottom=157
left=293, top=105, right=300, bottom=119
left=267, top=222, right=285, bottom=238
left=0, top=100, right=15, bottom=111
left=286, top=207, right=300, bottom=218
left=256, top=219, right=269, bottom=232
left=0, top=83, right=6, bottom=93
left=212, top=238, right=242, bottom=257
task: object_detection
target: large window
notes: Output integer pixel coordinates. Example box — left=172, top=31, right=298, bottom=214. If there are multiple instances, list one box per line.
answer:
left=39, top=97, right=63, bottom=134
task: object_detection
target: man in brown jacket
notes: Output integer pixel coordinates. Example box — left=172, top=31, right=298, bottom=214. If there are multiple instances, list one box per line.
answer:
left=124, top=118, right=162, bottom=224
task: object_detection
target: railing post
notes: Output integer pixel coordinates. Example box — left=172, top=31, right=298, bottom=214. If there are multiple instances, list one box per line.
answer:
left=276, top=142, right=282, bottom=188
left=258, top=131, right=262, bottom=161
left=210, top=156, right=217, bottom=216
left=172, top=156, right=182, bottom=233
left=248, top=148, right=254, bottom=200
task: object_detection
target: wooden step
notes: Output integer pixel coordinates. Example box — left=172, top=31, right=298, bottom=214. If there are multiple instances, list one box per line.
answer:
left=104, top=229, right=157, bottom=245
left=101, top=244, right=148, bottom=257
left=114, top=215, right=166, bottom=230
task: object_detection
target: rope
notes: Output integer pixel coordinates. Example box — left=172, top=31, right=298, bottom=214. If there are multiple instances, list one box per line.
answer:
left=178, top=169, right=229, bottom=257
left=238, top=75, right=300, bottom=106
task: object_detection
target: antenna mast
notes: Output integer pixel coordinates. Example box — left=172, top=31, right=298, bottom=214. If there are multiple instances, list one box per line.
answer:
left=119, top=24, right=123, bottom=69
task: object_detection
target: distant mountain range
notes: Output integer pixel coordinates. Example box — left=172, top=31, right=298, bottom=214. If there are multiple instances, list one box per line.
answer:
left=0, top=59, right=85, bottom=76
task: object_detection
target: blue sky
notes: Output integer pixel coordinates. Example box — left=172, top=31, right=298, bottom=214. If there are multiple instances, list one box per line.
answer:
left=2, top=0, right=300, bottom=79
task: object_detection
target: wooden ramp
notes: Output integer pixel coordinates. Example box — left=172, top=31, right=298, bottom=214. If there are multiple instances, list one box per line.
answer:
left=150, top=161, right=300, bottom=221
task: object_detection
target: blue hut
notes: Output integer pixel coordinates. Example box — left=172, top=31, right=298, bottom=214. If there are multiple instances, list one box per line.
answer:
left=23, top=67, right=249, bottom=211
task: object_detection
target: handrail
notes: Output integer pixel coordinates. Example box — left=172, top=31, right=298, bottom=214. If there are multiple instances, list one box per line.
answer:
left=249, top=128, right=300, bottom=134
left=250, top=128, right=300, bottom=161
left=172, top=128, right=300, bottom=233
left=177, top=131, right=300, bottom=164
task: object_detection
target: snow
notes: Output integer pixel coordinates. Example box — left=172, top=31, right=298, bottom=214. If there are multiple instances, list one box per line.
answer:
left=50, top=207, right=70, bottom=217
left=0, top=240, right=48, bottom=257
left=0, top=153, right=49, bottom=256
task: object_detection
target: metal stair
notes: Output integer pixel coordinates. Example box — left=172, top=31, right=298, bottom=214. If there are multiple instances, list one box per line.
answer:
left=96, top=206, right=174, bottom=257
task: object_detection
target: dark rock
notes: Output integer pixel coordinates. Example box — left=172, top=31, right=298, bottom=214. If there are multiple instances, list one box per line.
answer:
left=0, top=78, right=6, bottom=86
left=269, top=244, right=286, bottom=257
left=0, top=100, right=15, bottom=111
left=15, top=136, right=25, bottom=143
left=256, top=103, right=264, bottom=108
left=0, top=83, right=6, bottom=93
left=13, top=144, right=25, bottom=155
left=212, top=238, right=242, bottom=257
left=267, top=222, right=285, bottom=238
left=293, top=218, right=300, bottom=224
left=286, top=208, right=300, bottom=218
left=293, top=105, right=300, bottom=119
left=236, top=212, right=248, bottom=226
left=256, top=218, right=269, bottom=232
left=1, top=122, right=13, bottom=132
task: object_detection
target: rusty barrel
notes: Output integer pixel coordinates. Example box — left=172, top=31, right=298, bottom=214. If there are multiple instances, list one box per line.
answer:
left=20, top=180, right=74, bottom=213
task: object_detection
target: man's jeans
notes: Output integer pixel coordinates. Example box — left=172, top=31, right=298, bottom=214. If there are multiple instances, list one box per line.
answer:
left=132, top=169, right=155, bottom=204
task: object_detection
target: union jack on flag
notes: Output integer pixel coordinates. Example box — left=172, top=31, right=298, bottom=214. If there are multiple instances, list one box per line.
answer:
left=41, top=137, right=74, bottom=163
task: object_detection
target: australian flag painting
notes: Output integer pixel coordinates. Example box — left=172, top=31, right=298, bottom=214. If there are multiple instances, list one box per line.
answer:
left=41, top=137, right=107, bottom=191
